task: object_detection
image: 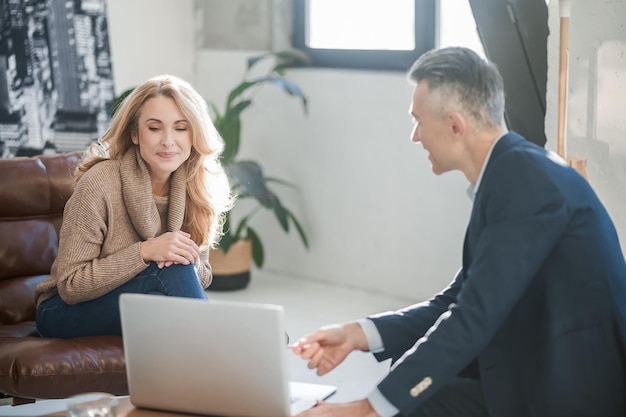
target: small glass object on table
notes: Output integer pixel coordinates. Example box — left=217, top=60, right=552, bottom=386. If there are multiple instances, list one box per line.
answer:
left=66, top=392, right=118, bottom=417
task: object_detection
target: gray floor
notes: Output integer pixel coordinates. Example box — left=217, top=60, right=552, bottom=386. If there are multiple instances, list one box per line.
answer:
left=0, top=271, right=412, bottom=415
left=208, top=270, right=413, bottom=396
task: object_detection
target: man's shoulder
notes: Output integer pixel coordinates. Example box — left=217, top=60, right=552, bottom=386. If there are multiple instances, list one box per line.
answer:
left=494, top=132, right=543, bottom=154
left=490, top=132, right=551, bottom=169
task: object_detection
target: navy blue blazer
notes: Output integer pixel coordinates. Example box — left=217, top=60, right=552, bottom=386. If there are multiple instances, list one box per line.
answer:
left=370, top=132, right=626, bottom=416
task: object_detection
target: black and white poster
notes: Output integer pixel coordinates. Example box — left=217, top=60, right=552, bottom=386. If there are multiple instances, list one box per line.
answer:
left=0, top=0, right=114, bottom=157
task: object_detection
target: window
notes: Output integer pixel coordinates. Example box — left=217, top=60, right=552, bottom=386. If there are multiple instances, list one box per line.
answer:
left=437, top=0, right=485, bottom=58
left=292, top=0, right=436, bottom=71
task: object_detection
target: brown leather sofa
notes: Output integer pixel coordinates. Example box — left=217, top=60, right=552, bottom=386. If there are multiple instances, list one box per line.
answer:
left=0, top=152, right=127, bottom=404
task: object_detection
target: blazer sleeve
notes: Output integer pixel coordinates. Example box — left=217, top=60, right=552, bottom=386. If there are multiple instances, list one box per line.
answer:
left=375, top=153, right=573, bottom=416
left=369, top=268, right=463, bottom=364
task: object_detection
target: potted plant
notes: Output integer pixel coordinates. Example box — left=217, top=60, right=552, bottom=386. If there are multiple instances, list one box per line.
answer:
left=207, top=49, right=311, bottom=290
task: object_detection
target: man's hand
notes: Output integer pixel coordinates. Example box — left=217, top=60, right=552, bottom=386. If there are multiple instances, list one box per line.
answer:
left=294, top=399, right=379, bottom=417
left=139, top=231, right=200, bottom=268
left=289, top=322, right=369, bottom=376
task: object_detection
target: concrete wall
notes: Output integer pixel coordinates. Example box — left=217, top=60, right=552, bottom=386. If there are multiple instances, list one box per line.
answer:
left=107, top=0, right=626, bottom=301
left=545, top=0, right=626, bottom=242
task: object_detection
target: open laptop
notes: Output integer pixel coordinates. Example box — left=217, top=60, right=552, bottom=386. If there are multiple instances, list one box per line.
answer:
left=119, top=293, right=336, bottom=417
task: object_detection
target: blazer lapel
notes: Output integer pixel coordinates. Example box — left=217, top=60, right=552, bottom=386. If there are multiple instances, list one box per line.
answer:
left=462, top=132, right=527, bottom=272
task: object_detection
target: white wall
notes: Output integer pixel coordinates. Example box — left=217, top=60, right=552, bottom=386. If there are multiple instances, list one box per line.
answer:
left=106, top=0, right=196, bottom=94
left=107, top=0, right=626, bottom=301
left=195, top=49, right=470, bottom=302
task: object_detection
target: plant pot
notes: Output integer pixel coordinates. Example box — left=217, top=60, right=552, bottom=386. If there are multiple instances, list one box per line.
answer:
left=207, top=239, right=252, bottom=291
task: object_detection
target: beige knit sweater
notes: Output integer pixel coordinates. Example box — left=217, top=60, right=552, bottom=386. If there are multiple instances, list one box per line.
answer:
left=34, top=147, right=212, bottom=307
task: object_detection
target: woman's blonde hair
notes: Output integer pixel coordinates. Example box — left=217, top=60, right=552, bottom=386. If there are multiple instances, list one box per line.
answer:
left=77, top=74, right=233, bottom=248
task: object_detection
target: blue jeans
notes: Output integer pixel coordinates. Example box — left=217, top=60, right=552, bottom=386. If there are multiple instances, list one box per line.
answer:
left=36, top=262, right=208, bottom=338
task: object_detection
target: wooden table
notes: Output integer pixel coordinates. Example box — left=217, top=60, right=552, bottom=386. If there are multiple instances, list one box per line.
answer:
left=46, top=397, right=187, bottom=417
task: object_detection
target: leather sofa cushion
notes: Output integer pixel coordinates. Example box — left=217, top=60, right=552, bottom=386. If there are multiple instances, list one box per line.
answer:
left=0, top=220, right=62, bottom=281
left=0, top=275, right=47, bottom=326
left=0, top=152, right=76, bottom=218
left=0, top=153, right=76, bottom=282
left=0, top=336, right=127, bottom=399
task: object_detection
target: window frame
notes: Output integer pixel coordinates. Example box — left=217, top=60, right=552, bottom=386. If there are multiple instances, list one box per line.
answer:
left=291, top=0, right=437, bottom=72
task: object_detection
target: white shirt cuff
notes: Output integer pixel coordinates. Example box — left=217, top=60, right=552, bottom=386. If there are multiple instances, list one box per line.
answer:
left=368, top=387, right=400, bottom=417
left=356, top=318, right=384, bottom=353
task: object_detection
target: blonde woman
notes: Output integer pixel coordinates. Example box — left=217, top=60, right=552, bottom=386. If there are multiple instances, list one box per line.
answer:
left=35, top=75, right=233, bottom=338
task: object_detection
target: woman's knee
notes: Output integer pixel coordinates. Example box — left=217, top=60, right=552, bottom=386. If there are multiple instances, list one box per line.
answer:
left=156, top=263, right=206, bottom=297
left=157, top=263, right=198, bottom=281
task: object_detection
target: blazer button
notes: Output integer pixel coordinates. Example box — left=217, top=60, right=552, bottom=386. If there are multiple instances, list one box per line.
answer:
left=409, top=377, right=433, bottom=397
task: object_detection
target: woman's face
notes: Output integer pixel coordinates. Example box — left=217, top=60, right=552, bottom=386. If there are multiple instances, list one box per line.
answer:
left=131, top=95, right=193, bottom=185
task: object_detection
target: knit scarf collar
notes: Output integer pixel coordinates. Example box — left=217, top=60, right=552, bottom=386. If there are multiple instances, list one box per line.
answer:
left=120, top=146, right=187, bottom=240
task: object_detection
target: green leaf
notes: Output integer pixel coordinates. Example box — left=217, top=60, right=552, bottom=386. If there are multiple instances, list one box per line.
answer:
left=246, top=53, right=268, bottom=71
left=225, top=81, right=257, bottom=111
left=259, top=77, right=308, bottom=114
left=246, top=49, right=310, bottom=73
left=225, top=161, right=276, bottom=207
left=215, top=100, right=252, bottom=165
left=265, top=176, right=298, bottom=189
left=218, top=233, right=235, bottom=253
left=272, top=198, right=290, bottom=232
left=247, top=227, right=264, bottom=267
left=234, top=212, right=253, bottom=238
left=284, top=207, right=309, bottom=249
left=216, top=116, right=240, bottom=165
left=217, top=215, right=235, bottom=253
left=273, top=49, right=311, bottom=64
left=222, top=99, right=253, bottom=124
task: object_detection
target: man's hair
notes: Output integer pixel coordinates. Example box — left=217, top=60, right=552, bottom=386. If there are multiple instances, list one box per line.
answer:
left=408, top=47, right=505, bottom=128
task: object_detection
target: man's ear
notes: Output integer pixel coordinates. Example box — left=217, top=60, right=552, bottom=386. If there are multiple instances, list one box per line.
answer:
left=447, top=111, right=466, bottom=138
